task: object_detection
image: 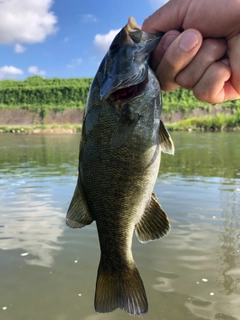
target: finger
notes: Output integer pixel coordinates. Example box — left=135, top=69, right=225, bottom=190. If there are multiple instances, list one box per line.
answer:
left=142, top=0, right=190, bottom=33
left=142, top=0, right=236, bottom=38
left=175, top=38, right=227, bottom=89
left=155, top=29, right=203, bottom=91
left=228, top=34, right=240, bottom=95
left=150, top=30, right=180, bottom=72
left=193, top=60, right=231, bottom=103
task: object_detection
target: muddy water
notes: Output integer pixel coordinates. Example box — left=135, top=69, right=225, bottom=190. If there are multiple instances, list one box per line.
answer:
left=0, top=132, right=239, bottom=320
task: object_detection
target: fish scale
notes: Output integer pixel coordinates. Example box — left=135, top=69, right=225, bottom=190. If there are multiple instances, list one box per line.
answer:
left=66, top=16, right=174, bottom=316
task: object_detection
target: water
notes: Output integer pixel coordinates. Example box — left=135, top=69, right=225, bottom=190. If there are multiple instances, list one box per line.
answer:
left=0, top=132, right=240, bottom=320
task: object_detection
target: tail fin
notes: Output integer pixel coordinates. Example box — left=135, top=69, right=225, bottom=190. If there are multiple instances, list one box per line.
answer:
left=94, top=260, right=148, bottom=316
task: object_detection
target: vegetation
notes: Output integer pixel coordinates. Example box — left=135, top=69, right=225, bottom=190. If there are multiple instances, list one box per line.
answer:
left=0, top=76, right=240, bottom=130
left=0, top=76, right=92, bottom=111
left=167, top=111, right=240, bottom=131
left=1, top=76, right=240, bottom=110
left=0, top=124, right=82, bottom=133
left=161, top=88, right=240, bottom=111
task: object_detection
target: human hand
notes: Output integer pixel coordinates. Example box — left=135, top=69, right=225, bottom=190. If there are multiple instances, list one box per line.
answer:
left=142, top=0, right=240, bottom=104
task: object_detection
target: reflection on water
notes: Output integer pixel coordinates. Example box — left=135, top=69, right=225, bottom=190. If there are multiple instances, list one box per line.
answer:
left=217, top=182, right=240, bottom=296
left=0, top=132, right=239, bottom=320
left=1, top=176, right=64, bottom=267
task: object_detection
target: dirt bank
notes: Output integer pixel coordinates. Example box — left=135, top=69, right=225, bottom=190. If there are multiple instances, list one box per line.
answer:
left=0, top=106, right=234, bottom=127
left=0, top=109, right=84, bottom=126
left=162, top=105, right=234, bottom=123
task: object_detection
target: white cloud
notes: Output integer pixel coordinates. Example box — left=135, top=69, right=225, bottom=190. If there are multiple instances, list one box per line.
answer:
left=94, top=29, right=121, bottom=56
left=67, top=58, right=82, bottom=69
left=14, top=43, right=26, bottom=53
left=148, top=0, right=168, bottom=9
left=81, top=14, right=98, bottom=23
left=0, top=65, right=23, bottom=79
left=28, top=66, right=46, bottom=76
left=0, top=0, right=57, bottom=45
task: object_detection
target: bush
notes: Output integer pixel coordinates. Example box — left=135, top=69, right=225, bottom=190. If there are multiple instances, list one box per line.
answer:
left=0, top=76, right=92, bottom=110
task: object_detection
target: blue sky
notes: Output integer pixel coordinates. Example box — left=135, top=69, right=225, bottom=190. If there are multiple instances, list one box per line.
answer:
left=0, top=0, right=167, bottom=80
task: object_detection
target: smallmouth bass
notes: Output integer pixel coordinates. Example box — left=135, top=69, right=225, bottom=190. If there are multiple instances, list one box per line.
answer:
left=66, top=17, right=174, bottom=316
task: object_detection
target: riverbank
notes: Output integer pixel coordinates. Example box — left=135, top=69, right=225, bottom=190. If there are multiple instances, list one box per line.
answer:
left=1, top=76, right=240, bottom=132
left=0, top=125, right=82, bottom=134
left=0, top=106, right=240, bottom=133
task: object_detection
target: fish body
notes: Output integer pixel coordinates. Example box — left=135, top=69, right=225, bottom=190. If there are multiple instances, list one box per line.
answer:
left=66, top=17, right=174, bottom=316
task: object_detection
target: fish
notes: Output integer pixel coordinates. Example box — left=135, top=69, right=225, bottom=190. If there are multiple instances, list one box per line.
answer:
left=66, top=16, right=174, bottom=316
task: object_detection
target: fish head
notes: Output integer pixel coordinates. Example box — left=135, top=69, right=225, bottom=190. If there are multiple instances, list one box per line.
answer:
left=99, top=17, right=164, bottom=101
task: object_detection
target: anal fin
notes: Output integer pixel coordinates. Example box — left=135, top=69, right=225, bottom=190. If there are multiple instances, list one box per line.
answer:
left=135, top=193, right=170, bottom=243
left=66, top=177, right=94, bottom=228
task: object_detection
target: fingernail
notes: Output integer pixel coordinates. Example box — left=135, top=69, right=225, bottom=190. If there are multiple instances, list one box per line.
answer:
left=162, top=34, right=178, bottom=51
left=179, top=32, right=199, bottom=52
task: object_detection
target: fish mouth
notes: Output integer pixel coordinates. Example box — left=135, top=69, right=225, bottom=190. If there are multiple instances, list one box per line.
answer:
left=110, top=77, right=148, bottom=102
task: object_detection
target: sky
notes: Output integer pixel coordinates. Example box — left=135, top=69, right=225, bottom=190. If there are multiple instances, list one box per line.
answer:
left=0, top=0, right=168, bottom=80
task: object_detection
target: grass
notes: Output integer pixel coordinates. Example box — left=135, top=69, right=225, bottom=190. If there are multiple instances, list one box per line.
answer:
left=166, top=109, right=240, bottom=131
left=0, top=124, right=82, bottom=133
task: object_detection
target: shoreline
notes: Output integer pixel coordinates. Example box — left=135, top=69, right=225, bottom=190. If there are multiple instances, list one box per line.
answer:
left=0, top=106, right=239, bottom=133
left=1, top=123, right=239, bottom=134
left=0, top=125, right=82, bottom=134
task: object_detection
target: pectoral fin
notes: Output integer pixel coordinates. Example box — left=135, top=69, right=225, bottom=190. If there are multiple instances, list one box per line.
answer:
left=111, top=110, right=140, bottom=148
left=135, top=193, right=170, bottom=243
left=160, top=120, right=174, bottom=155
left=66, top=177, right=94, bottom=228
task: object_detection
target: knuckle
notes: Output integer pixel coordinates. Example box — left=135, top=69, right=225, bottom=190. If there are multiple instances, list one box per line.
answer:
left=175, top=72, right=194, bottom=89
left=203, top=39, right=227, bottom=58
left=193, top=88, right=210, bottom=102
left=160, top=82, right=179, bottom=92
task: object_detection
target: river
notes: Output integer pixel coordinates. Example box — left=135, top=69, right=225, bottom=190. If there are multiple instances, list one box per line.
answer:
left=0, top=132, right=240, bottom=320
